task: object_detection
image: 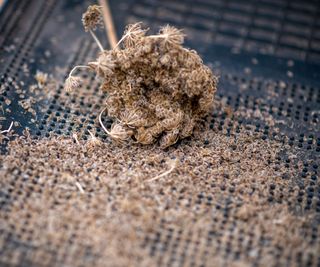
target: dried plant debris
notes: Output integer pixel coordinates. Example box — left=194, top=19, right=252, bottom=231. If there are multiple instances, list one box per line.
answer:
left=35, top=70, right=48, bottom=89
left=0, top=125, right=318, bottom=267
left=82, top=5, right=104, bottom=32
left=1, top=4, right=318, bottom=267
left=66, top=8, right=217, bottom=148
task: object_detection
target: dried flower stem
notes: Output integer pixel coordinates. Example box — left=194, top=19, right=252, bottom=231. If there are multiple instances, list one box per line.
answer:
left=89, top=29, right=104, bottom=52
left=114, top=34, right=128, bottom=49
left=88, top=129, right=96, bottom=139
left=99, top=107, right=132, bottom=142
left=65, top=65, right=92, bottom=92
left=147, top=159, right=178, bottom=182
left=87, top=129, right=101, bottom=146
left=114, top=23, right=146, bottom=49
left=72, top=133, right=80, bottom=145
left=75, top=181, right=85, bottom=194
left=99, top=106, right=112, bottom=136
left=1, top=121, right=13, bottom=134
left=68, top=65, right=91, bottom=77
left=98, top=0, right=117, bottom=48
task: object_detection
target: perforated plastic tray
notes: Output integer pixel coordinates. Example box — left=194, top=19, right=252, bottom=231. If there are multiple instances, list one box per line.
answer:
left=0, top=0, right=319, bottom=267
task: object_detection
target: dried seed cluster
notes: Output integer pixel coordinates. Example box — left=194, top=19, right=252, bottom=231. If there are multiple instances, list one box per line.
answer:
left=68, top=12, right=218, bottom=148
left=96, top=23, right=217, bottom=148
left=81, top=5, right=104, bottom=32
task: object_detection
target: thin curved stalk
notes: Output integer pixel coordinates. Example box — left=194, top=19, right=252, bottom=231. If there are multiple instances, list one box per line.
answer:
left=99, top=106, right=111, bottom=135
left=69, top=65, right=92, bottom=77
left=89, top=30, right=104, bottom=52
left=147, top=159, right=178, bottom=182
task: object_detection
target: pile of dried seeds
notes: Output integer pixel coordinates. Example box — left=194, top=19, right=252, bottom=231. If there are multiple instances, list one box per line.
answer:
left=0, top=123, right=318, bottom=267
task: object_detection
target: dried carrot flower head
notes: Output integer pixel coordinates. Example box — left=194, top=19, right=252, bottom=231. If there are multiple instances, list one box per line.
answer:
left=69, top=19, right=218, bottom=148
left=88, top=51, right=115, bottom=77
left=82, top=5, right=103, bottom=32
left=158, top=25, right=185, bottom=46
left=121, top=22, right=148, bottom=48
left=64, top=76, right=82, bottom=92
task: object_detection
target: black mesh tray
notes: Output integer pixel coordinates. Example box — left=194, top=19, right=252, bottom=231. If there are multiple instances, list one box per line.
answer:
left=0, top=0, right=319, bottom=267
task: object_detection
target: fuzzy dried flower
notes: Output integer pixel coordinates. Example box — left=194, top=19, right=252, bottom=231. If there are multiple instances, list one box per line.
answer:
left=157, top=25, right=185, bottom=46
left=35, top=71, right=48, bottom=88
left=161, top=110, right=183, bottom=131
left=81, top=5, right=105, bottom=51
left=160, top=129, right=180, bottom=148
left=87, top=130, right=102, bottom=147
left=99, top=107, right=133, bottom=143
left=64, top=65, right=92, bottom=92
left=64, top=76, right=82, bottom=92
left=108, top=123, right=133, bottom=143
left=88, top=52, right=115, bottom=77
left=117, top=22, right=148, bottom=48
left=82, top=5, right=103, bottom=32
left=119, top=109, right=144, bottom=128
left=68, top=20, right=217, bottom=148
left=135, top=128, right=155, bottom=145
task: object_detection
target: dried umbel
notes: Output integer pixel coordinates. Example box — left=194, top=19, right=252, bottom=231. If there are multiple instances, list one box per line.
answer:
left=64, top=76, right=82, bottom=92
left=156, top=25, right=185, bottom=46
left=81, top=5, right=104, bottom=52
left=82, top=5, right=103, bottom=32
left=119, top=22, right=148, bottom=48
left=65, top=6, right=218, bottom=148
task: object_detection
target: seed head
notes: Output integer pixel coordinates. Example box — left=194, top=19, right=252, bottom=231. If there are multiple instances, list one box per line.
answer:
left=64, top=76, right=82, bottom=92
left=108, top=123, right=133, bottom=143
left=161, top=110, right=183, bottom=131
left=158, top=25, right=185, bottom=46
left=160, top=129, right=180, bottom=149
left=119, top=109, right=145, bottom=128
left=68, top=19, right=217, bottom=149
left=82, top=5, right=103, bottom=32
left=35, top=71, right=48, bottom=88
left=122, top=22, right=148, bottom=48
left=135, top=128, right=155, bottom=145
left=87, top=130, right=102, bottom=147
left=88, top=52, right=115, bottom=77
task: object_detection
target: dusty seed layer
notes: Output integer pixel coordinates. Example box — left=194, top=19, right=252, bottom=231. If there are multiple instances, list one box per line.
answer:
left=0, top=123, right=318, bottom=267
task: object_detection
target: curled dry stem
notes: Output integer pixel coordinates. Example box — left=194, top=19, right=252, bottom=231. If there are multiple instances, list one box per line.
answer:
left=99, top=106, right=133, bottom=143
left=75, top=181, right=85, bottom=194
left=1, top=121, right=13, bottom=134
left=72, top=133, right=80, bottom=145
left=147, top=158, right=178, bottom=182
